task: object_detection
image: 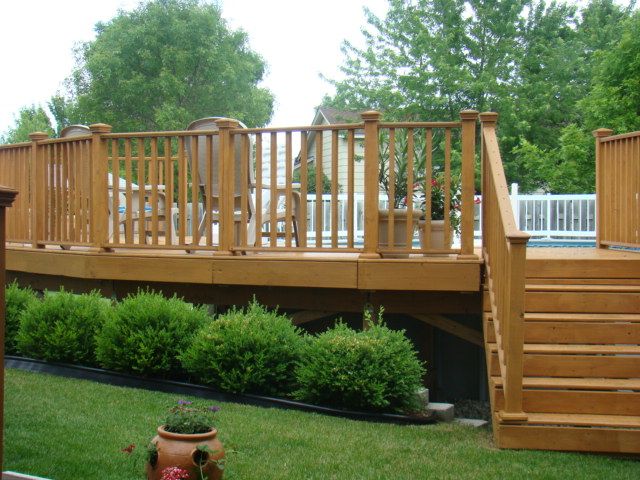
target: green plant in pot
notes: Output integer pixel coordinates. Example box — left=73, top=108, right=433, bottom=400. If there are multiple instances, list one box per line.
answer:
left=415, top=171, right=462, bottom=251
left=377, top=130, right=426, bottom=251
left=146, top=400, right=225, bottom=480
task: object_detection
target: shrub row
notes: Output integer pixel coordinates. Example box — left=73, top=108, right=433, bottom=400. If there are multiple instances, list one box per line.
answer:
left=6, top=285, right=425, bottom=413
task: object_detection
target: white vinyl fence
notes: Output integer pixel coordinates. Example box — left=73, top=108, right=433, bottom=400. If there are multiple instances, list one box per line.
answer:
left=179, top=184, right=596, bottom=245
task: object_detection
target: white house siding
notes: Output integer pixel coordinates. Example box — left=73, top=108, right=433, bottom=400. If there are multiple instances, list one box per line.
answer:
left=307, top=129, right=365, bottom=194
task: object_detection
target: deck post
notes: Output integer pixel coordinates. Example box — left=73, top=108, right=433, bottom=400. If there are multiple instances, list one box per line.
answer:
left=500, top=235, right=529, bottom=423
left=459, top=110, right=479, bottom=259
left=29, top=132, right=48, bottom=248
left=89, top=124, right=112, bottom=251
left=360, top=111, right=381, bottom=259
left=0, top=187, right=18, bottom=475
left=593, top=128, right=613, bottom=249
left=215, top=118, right=239, bottom=256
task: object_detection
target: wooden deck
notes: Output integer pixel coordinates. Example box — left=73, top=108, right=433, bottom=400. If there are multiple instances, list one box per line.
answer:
left=2, top=118, right=639, bottom=455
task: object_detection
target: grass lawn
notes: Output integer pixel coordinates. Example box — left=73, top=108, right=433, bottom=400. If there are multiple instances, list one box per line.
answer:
left=4, top=369, right=639, bottom=479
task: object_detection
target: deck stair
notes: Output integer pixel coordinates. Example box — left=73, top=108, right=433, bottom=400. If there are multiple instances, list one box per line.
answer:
left=484, top=253, right=640, bottom=453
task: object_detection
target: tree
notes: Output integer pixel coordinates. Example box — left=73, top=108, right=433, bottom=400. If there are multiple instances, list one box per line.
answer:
left=324, top=0, right=636, bottom=192
left=56, top=0, right=274, bottom=132
left=292, top=164, right=338, bottom=194
left=1, top=105, right=54, bottom=144
left=579, top=10, right=640, bottom=134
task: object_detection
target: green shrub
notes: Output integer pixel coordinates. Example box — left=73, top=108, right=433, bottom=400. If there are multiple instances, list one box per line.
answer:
left=95, top=290, right=210, bottom=377
left=294, top=316, right=425, bottom=413
left=16, top=289, right=112, bottom=366
left=5, top=282, right=39, bottom=355
left=181, top=300, right=305, bottom=395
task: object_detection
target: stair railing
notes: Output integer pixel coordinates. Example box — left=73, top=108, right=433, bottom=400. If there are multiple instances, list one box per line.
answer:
left=480, top=113, right=529, bottom=423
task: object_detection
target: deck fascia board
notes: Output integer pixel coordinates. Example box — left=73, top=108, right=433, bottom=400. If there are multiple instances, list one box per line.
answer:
left=6, top=247, right=481, bottom=292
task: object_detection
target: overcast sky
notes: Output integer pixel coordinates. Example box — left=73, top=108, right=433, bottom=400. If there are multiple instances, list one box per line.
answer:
left=0, top=0, right=388, bottom=134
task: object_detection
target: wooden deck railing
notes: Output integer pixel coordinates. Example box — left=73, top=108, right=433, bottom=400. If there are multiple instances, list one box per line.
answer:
left=594, top=128, right=640, bottom=249
left=480, top=113, right=529, bottom=423
left=0, top=112, right=479, bottom=257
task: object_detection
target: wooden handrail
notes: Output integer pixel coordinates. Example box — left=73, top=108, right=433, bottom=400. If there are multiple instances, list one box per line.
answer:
left=480, top=112, right=529, bottom=424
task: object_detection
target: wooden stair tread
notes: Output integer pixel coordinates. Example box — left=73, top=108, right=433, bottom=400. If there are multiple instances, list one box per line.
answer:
left=525, top=413, right=640, bottom=428
left=524, top=312, right=640, bottom=322
left=525, top=284, right=640, bottom=293
left=487, top=342, right=640, bottom=355
left=492, top=376, right=640, bottom=391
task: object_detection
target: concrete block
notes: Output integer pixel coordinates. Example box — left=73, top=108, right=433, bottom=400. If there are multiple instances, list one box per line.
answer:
left=454, top=418, right=489, bottom=428
left=4, top=473, right=51, bottom=480
left=427, top=402, right=455, bottom=422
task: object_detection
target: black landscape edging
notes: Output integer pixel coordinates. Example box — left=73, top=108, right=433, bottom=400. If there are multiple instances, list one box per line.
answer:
left=5, top=356, right=435, bottom=426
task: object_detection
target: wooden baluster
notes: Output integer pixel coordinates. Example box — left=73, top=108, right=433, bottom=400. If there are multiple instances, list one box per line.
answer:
left=593, top=128, right=613, bottom=248
left=111, top=139, right=120, bottom=245
left=444, top=129, right=451, bottom=249
left=299, top=132, right=308, bottom=248
left=315, top=131, right=323, bottom=248
left=459, top=110, right=479, bottom=259
left=239, top=134, right=249, bottom=248
left=150, top=138, right=159, bottom=245
left=255, top=134, right=263, bottom=247
left=286, top=131, right=293, bottom=247
left=270, top=132, right=278, bottom=248
left=178, top=137, right=187, bottom=247
left=360, top=111, right=381, bottom=259
left=387, top=128, right=395, bottom=249
left=137, top=138, right=146, bottom=245
left=205, top=134, right=213, bottom=247
left=164, top=137, right=174, bottom=246
left=89, top=124, right=112, bottom=251
left=29, top=132, right=48, bottom=248
left=331, top=130, right=339, bottom=248
left=124, top=139, right=134, bottom=245
left=347, top=129, right=355, bottom=248
left=406, top=128, right=414, bottom=249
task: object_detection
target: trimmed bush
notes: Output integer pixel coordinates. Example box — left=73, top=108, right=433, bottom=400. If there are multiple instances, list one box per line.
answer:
left=5, top=282, right=39, bottom=355
left=294, top=318, right=425, bottom=413
left=181, top=300, right=305, bottom=395
left=95, top=290, right=210, bottom=377
left=16, top=289, right=112, bottom=366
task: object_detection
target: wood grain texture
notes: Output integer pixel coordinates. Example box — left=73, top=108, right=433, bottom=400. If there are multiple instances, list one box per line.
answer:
left=498, top=425, right=640, bottom=453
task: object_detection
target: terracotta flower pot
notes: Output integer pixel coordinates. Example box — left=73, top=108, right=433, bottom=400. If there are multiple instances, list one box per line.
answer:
left=146, top=426, right=225, bottom=480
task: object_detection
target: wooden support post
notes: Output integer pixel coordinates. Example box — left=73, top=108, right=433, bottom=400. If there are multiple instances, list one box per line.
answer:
left=360, top=111, right=381, bottom=259
left=0, top=187, right=18, bottom=474
left=479, top=112, right=498, bottom=243
left=28, top=132, right=48, bottom=248
left=89, top=124, right=112, bottom=251
left=459, top=110, right=479, bottom=259
left=215, top=118, right=239, bottom=256
left=593, top=128, right=613, bottom=249
left=499, top=236, right=528, bottom=424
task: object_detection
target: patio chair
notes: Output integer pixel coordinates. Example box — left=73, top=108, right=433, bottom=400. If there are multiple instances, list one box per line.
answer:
left=185, top=117, right=300, bottom=247
left=61, top=125, right=176, bottom=242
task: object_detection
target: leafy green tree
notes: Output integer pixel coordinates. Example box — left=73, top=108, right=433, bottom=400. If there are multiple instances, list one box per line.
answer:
left=324, top=0, right=636, bottom=192
left=579, top=10, right=640, bottom=134
left=1, top=105, right=54, bottom=144
left=292, top=163, right=339, bottom=194
left=57, top=0, right=274, bottom=132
